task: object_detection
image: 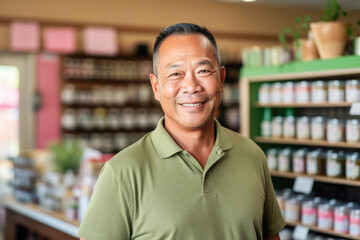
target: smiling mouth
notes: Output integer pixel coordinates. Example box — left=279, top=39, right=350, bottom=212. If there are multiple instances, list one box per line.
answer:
left=181, top=103, right=203, bottom=107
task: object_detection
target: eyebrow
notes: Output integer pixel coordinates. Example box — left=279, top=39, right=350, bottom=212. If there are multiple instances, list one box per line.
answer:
left=166, top=59, right=215, bottom=70
left=196, top=59, right=215, bottom=68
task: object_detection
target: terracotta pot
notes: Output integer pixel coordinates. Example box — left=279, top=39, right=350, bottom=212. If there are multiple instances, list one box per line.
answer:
left=300, top=38, right=319, bottom=61
left=310, top=21, right=347, bottom=59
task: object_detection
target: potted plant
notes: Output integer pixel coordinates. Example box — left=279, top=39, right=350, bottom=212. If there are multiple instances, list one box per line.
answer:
left=310, top=0, right=348, bottom=59
left=279, top=15, right=319, bottom=61
left=50, top=139, right=83, bottom=174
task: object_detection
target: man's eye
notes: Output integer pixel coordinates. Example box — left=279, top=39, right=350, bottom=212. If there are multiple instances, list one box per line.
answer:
left=170, top=73, right=181, bottom=77
left=199, top=69, right=211, bottom=74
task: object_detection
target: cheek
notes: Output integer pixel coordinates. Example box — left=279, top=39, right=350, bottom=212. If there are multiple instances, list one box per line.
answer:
left=161, top=82, right=180, bottom=99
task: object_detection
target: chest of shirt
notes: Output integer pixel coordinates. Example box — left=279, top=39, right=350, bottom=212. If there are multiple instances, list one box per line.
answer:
left=127, top=153, right=266, bottom=239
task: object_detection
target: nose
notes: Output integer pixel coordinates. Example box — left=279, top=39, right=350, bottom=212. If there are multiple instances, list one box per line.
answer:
left=181, top=72, right=202, bottom=94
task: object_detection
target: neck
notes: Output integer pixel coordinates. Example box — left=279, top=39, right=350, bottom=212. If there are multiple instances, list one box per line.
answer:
left=164, top=118, right=216, bottom=169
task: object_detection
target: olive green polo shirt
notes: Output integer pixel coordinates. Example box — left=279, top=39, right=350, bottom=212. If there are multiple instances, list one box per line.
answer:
left=78, top=118, right=285, bottom=240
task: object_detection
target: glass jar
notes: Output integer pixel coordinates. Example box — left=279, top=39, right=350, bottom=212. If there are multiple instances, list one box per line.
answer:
left=259, top=83, right=271, bottom=104
left=266, top=148, right=278, bottom=170
left=346, top=119, right=360, bottom=143
left=293, top=148, right=307, bottom=173
left=311, top=80, right=327, bottom=103
left=350, top=209, right=360, bottom=236
left=346, top=152, right=360, bottom=180
left=311, top=116, right=326, bottom=140
left=271, top=116, right=283, bottom=138
left=326, top=150, right=345, bottom=178
left=328, top=80, right=345, bottom=103
left=327, top=118, right=345, bottom=142
left=346, top=79, right=360, bottom=103
left=301, top=200, right=317, bottom=226
left=283, top=116, right=296, bottom=138
left=318, top=203, right=334, bottom=229
left=296, top=116, right=310, bottom=139
left=282, top=81, right=295, bottom=103
left=271, top=82, right=283, bottom=103
left=285, top=197, right=301, bottom=221
left=61, top=109, right=77, bottom=130
left=278, top=148, right=292, bottom=172
left=334, top=205, right=350, bottom=234
left=306, top=149, right=324, bottom=175
left=295, top=81, right=311, bottom=103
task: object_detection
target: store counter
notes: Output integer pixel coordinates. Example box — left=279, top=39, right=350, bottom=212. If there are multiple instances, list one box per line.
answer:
left=3, top=198, right=79, bottom=240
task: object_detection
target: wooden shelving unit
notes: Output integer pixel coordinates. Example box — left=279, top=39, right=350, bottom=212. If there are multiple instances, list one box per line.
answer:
left=270, top=170, right=360, bottom=187
left=240, top=55, right=360, bottom=239
left=286, top=220, right=360, bottom=240
left=254, top=136, right=360, bottom=149
left=254, top=102, right=353, bottom=108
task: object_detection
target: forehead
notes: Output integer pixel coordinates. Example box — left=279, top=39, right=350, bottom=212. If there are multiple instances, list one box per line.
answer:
left=157, top=34, right=215, bottom=63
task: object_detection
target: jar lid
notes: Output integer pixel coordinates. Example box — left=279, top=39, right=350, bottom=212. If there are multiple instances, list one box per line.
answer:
left=347, top=119, right=359, bottom=124
left=272, top=82, right=282, bottom=88
left=328, top=118, right=341, bottom=124
left=267, top=148, right=278, bottom=154
left=283, top=81, right=294, bottom=86
left=273, top=116, right=283, bottom=121
left=350, top=152, right=360, bottom=161
left=298, top=81, right=309, bottom=86
left=298, top=116, right=310, bottom=122
left=346, top=79, right=360, bottom=85
left=312, top=80, right=325, bottom=86
left=295, top=148, right=307, bottom=156
left=312, top=116, right=325, bottom=122
left=329, top=80, right=342, bottom=86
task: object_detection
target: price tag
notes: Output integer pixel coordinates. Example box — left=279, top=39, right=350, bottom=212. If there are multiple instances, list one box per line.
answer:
left=293, top=176, right=314, bottom=194
left=292, top=225, right=309, bottom=240
left=350, top=102, right=360, bottom=115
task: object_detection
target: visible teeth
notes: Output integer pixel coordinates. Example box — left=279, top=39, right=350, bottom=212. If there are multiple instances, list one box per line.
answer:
left=182, top=103, right=201, bottom=107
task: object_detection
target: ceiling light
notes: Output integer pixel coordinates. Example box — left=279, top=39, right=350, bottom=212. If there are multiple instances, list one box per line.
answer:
left=242, top=0, right=256, bottom=2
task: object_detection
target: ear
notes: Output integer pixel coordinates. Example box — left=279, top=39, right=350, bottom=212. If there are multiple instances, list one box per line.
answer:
left=220, top=66, right=226, bottom=93
left=150, top=73, right=161, bottom=102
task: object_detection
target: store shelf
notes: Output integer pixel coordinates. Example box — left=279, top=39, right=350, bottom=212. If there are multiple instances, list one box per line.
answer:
left=62, top=103, right=160, bottom=109
left=242, top=55, right=360, bottom=81
left=286, top=220, right=360, bottom=240
left=254, top=102, right=352, bottom=108
left=4, top=198, right=79, bottom=236
left=254, top=136, right=360, bottom=149
left=270, top=170, right=360, bottom=187
left=62, top=128, right=152, bottom=134
left=64, top=78, right=150, bottom=84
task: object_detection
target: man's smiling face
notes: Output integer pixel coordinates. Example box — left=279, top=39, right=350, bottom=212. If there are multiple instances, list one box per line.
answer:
left=150, top=34, right=225, bottom=130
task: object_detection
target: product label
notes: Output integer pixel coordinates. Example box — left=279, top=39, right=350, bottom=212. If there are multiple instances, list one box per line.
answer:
left=301, top=208, right=317, bottom=225
left=267, top=156, right=277, bottom=170
left=346, top=125, right=360, bottom=142
left=312, top=90, right=327, bottom=103
left=327, top=159, right=342, bottom=177
left=279, top=156, right=290, bottom=171
left=283, top=122, right=295, bottom=138
left=261, top=121, right=271, bottom=138
left=307, top=159, right=318, bottom=175
left=346, top=88, right=360, bottom=102
left=334, top=214, right=349, bottom=233
left=294, top=156, right=305, bottom=173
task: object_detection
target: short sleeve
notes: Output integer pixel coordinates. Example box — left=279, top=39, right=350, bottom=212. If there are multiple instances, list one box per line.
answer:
left=77, top=162, right=132, bottom=239
left=261, top=152, right=286, bottom=238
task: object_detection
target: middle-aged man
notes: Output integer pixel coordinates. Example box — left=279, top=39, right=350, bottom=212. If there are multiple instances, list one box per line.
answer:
left=78, top=22, right=285, bottom=240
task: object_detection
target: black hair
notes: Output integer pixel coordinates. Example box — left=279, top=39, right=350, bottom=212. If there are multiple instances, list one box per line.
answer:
left=152, top=23, right=220, bottom=74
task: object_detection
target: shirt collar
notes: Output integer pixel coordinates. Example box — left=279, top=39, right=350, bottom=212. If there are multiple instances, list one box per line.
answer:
left=151, top=117, right=233, bottom=159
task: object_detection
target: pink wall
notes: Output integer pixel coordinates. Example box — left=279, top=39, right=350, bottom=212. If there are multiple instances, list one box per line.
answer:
left=36, top=53, right=60, bottom=148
